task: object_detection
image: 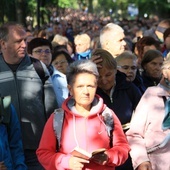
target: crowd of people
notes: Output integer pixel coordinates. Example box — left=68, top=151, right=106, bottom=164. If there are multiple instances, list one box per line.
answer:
left=0, top=8, right=170, bottom=170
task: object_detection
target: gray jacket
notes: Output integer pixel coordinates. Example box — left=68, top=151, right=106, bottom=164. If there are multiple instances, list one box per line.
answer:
left=0, top=54, right=58, bottom=150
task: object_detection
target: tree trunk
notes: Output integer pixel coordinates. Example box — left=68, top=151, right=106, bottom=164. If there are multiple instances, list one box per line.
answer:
left=15, top=0, right=27, bottom=26
left=88, top=0, right=93, bottom=13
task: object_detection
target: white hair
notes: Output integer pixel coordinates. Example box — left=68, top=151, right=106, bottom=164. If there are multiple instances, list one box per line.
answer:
left=100, top=23, right=124, bottom=48
left=52, top=34, right=68, bottom=47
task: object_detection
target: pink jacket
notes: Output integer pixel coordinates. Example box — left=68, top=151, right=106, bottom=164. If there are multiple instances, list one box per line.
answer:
left=37, top=95, right=130, bottom=170
left=126, top=85, right=170, bottom=170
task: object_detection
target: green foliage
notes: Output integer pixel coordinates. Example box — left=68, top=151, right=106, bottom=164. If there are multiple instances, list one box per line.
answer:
left=58, top=0, right=72, bottom=7
left=95, top=0, right=170, bottom=19
left=137, top=0, right=170, bottom=18
left=0, top=0, right=169, bottom=25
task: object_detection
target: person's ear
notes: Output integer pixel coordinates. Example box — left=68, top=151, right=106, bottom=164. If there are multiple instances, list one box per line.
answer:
left=0, top=39, right=6, bottom=50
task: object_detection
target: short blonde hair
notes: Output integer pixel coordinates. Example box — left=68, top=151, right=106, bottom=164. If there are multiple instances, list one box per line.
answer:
left=162, top=52, right=170, bottom=69
left=74, top=33, right=91, bottom=48
left=166, top=52, right=170, bottom=59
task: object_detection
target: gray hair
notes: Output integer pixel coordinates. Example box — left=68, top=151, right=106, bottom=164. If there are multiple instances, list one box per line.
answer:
left=100, top=23, right=124, bottom=48
left=116, top=51, right=137, bottom=64
left=0, top=22, right=24, bottom=41
left=66, top=60, right=99, bottom=85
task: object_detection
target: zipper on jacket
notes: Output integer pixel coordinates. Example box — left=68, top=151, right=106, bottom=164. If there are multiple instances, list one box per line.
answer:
left=110, top=96, right=113, bottom=103
left=110, top=87, right=114, bottom=103
left=13, top=71, right=21, bottom=120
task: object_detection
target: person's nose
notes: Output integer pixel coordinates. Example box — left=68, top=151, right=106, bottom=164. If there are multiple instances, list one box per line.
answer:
left=100, top=77, right=107, bottom=85
left=127, top=67, right=134, bottom=72
left=156, top=64, right=162, bottom=70
left=41, top=51, right=47, bottom=56
left=83, top=86, right=89, bottom=93
left=122, top=39, right=126, bottom=46
left=56, top=63, right=63, bottom=67
left=22, top=39, right=27, bottom=48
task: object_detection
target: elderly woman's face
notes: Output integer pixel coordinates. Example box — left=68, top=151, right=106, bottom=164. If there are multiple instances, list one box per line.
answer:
left=143, top=56, right=163, bottom=78
left=52, top=54, right=68, bottom=74
left=117, top=58, right=138, bottom=82
left=68, top=73, right=97, bottom=110
left=32, top=45, right=52, bottom=67
left=98, top=67, right=117, bottom=94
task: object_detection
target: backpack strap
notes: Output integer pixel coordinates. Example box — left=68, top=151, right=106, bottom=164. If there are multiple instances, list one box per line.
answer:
left=30, top=57, right=49, bottom=85
left=53, top=107, right=114, bottom=151
left=53, top=108, right=65, bottom=151
left=102, top=107, right=114, bottom=148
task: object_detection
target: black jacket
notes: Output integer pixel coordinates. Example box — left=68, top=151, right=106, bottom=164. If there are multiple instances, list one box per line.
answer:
left=142, top=71, right=161, bottom=89
left=133, top=70, right=146, bottom=94
left=97, top=71, right=142, bottom=125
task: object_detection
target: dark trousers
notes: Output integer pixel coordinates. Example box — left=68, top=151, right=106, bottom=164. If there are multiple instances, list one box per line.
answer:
left=115, top=154, right=133, bottom=170
left=24, top=149, right=44, bottom=170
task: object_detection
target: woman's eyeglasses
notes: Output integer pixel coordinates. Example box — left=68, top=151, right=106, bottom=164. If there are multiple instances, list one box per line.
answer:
left=54, top=60, right=68, bottom=66
left=117, top=65, right=137, bottom=70
left=33, top=49, right=51, bottom=55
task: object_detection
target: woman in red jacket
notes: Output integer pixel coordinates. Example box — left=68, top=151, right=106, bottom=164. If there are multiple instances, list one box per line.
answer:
left=36, top=60, right=130, bottom=170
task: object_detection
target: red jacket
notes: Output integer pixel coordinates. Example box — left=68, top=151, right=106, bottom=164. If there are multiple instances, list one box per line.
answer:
left=36, top=95, right=130, bottom=170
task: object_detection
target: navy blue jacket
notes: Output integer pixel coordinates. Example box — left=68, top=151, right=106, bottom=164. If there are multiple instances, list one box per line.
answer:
left=133, top=70, right=146, bottom=94
left=97, top=71, right=142, bottom=125
left=0, top=105, right=27, bottom=170
left=142, top=71, right=161, bottom=88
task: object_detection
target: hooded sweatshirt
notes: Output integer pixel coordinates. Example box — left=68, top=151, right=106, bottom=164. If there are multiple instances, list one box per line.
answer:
left=36, top=95, right=130, bottom=170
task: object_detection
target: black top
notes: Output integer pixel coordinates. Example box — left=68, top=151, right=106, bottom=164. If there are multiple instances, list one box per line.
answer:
left=142, top=71, right=161, bottom=89
left=97, top=71, right=142, bottom=125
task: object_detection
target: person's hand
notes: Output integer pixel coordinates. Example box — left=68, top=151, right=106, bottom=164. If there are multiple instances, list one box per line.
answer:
left=136, top=161, right=152, bottom=170
left=0, top=162, right=7, bottom=170
left=90, top=152, right=108, bottom=165
left=69, top=156, right=89, bottom=170
left=91, top=55, right=103, bottom=68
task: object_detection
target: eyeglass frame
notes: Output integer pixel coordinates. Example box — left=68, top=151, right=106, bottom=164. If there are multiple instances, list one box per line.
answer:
left=32, top=49, right=51, bottom=55
left=117, top=65, right=138, bottom=70
left=54, top=60, right=68, bottom=66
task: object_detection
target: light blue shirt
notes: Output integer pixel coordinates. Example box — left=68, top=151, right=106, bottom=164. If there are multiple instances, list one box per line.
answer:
left=51, top=67, right=69, bottom=107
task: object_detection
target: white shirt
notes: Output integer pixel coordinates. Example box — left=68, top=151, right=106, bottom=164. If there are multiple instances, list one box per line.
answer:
left=51, top=67, right=69, bottom=107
